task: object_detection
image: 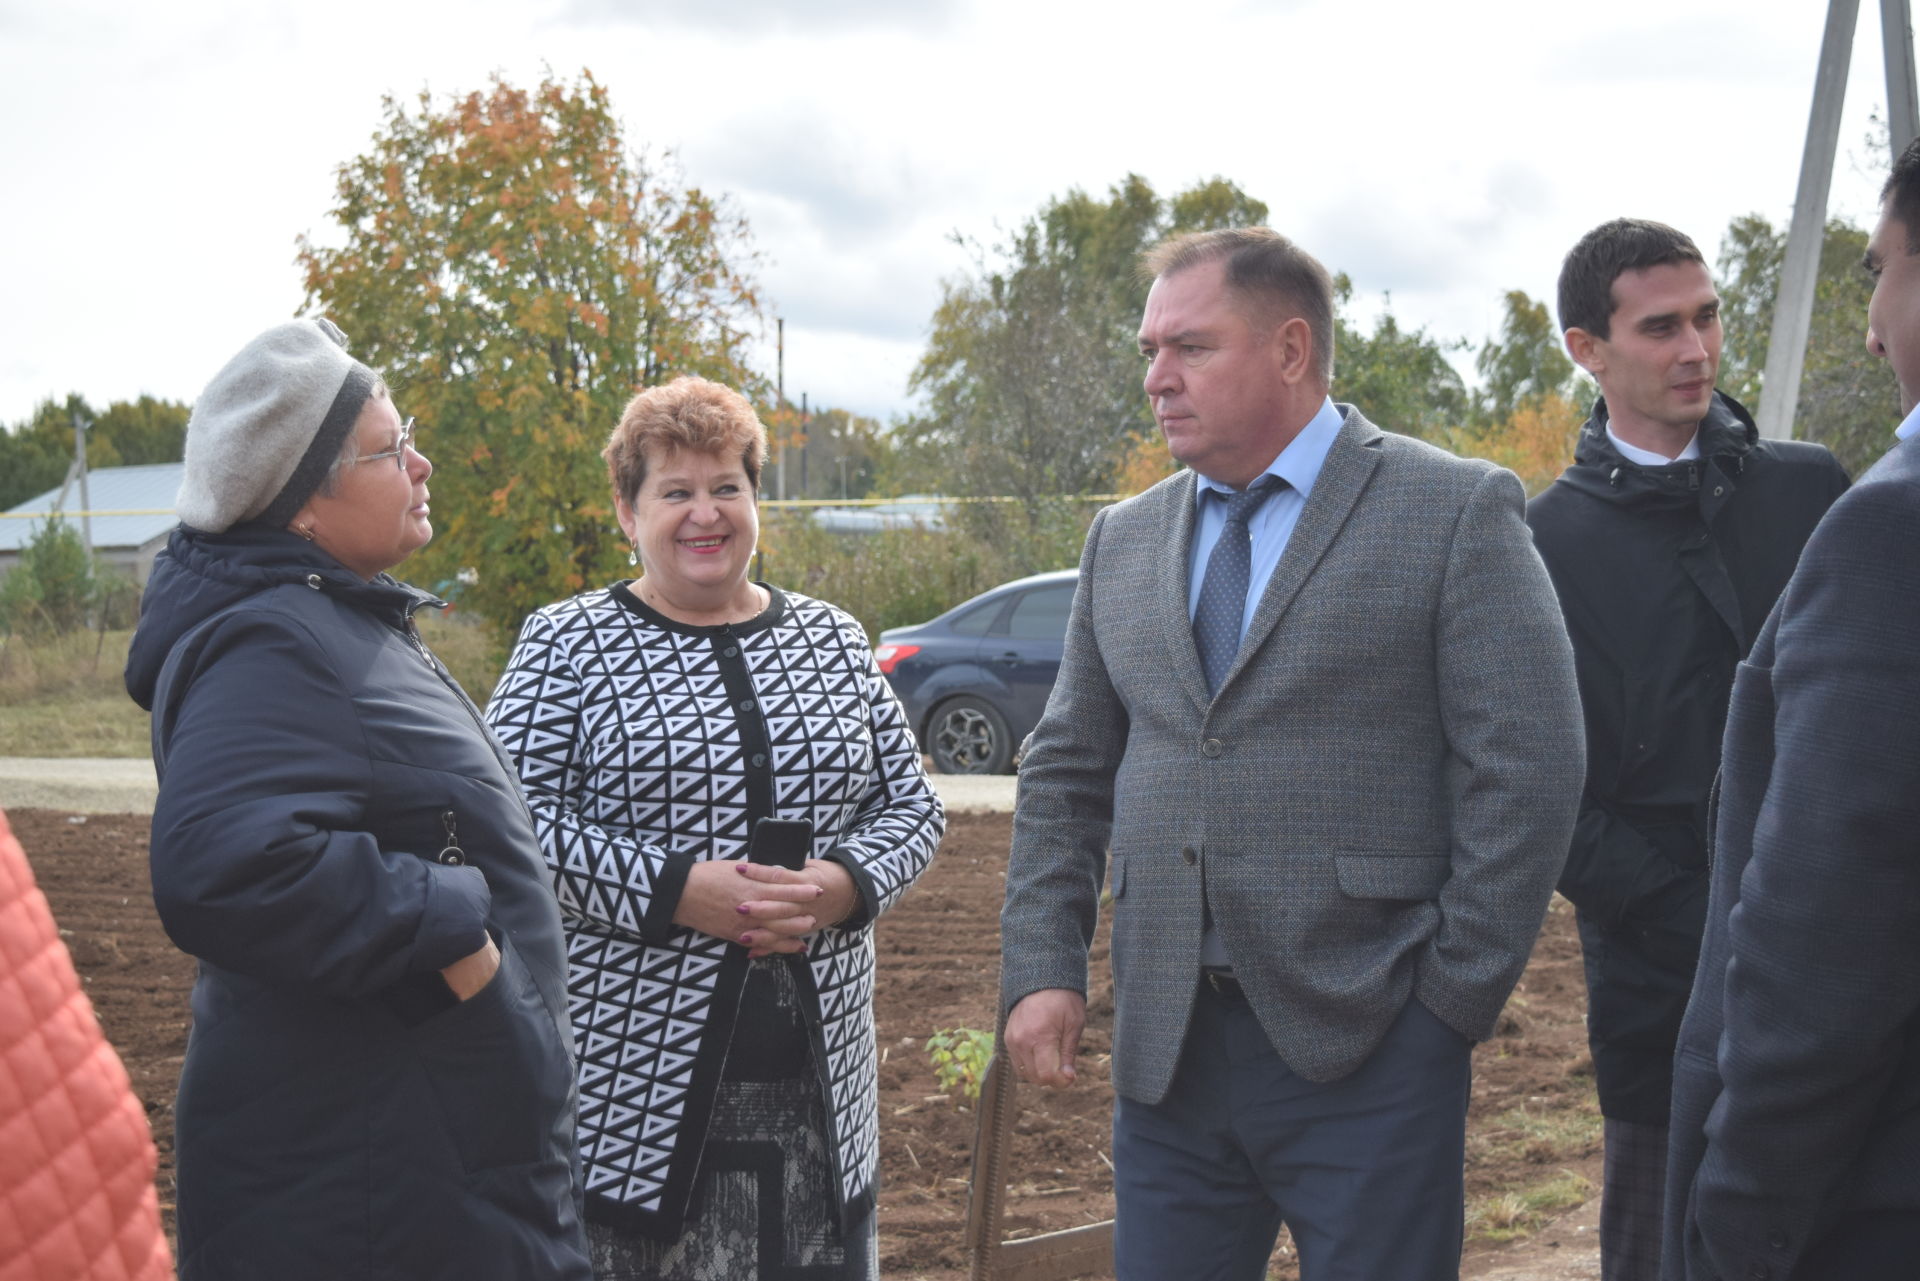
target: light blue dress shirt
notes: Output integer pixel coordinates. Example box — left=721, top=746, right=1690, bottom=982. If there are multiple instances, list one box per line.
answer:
left=1897, top=402, right=1920, bottom=441
left=1186, top=397, right=1345, bottom=642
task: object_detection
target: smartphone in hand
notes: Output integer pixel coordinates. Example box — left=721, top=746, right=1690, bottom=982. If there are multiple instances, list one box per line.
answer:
left=746, top=817, right=813, bottom=871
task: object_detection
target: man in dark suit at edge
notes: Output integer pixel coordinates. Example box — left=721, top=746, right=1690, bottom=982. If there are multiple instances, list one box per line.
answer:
left=1527, top=219, right=1846, bottom=1281
left=998, top=227, right=1585, bottom=1281
left=1662, top=139, right=1920, bottom=1281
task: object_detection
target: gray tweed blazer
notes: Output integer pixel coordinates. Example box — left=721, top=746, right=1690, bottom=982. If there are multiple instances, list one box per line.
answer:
left=1000, top=405, right=1584, bottom=1103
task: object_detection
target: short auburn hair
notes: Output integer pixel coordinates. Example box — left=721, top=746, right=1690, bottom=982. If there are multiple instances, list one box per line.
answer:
left=603, top=375, right=769, bottom=501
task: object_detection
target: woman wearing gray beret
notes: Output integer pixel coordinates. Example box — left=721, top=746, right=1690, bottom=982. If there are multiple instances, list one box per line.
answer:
left=125, top=318, right=591, bottom=1281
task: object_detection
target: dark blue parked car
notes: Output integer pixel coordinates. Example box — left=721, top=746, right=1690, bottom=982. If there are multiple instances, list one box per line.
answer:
left=875, top=569, right=1077, bottom=774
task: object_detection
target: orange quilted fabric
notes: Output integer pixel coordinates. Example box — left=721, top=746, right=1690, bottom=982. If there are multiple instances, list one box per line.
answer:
left=0, top=809, right=172, bottom=1281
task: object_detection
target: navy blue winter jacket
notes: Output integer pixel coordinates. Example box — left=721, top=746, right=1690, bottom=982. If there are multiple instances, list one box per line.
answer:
left=126, top=523, right=590, bottom=1281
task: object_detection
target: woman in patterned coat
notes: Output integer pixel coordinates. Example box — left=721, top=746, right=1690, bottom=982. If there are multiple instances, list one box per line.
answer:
left=485, top=375, right=945, bottom=1280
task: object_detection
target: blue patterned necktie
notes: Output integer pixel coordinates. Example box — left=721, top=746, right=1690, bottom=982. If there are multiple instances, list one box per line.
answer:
left=1193, top=475, right=1287, bottom=696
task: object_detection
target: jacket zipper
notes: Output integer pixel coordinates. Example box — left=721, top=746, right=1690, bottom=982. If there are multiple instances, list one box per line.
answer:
left=436, top=811, right=467, bottom=866
left=402, top=605, right=541, bottom=829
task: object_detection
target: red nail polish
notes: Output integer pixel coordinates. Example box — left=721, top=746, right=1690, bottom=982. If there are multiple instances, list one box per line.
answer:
left=739, top=933, right=753, bottom=945
left=736, top=903, right=750, bottom=914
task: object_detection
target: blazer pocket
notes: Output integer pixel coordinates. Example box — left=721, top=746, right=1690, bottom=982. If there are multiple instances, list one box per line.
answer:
left=1334, top=853, right=1450, bottom=901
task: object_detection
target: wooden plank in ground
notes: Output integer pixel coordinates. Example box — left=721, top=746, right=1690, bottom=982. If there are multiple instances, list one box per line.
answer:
left=965, top=1037, right=1114, bottom=1281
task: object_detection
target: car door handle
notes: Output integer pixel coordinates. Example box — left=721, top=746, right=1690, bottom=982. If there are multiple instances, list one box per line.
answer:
left=998, top=651, right=1020, bottom=666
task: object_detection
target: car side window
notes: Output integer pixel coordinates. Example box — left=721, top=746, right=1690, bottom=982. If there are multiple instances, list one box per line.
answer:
left=1003, top=586, right=1074, bottom=640
left=947, top=601, right=1001, bottom=636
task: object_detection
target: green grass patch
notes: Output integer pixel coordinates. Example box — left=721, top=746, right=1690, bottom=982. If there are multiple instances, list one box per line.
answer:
left=1474, top=1097, right=1604, bottom=1164
left=1461, top=1092, right=1602, bottom=1245
left=0, top=613, right=510, bottom=758
left=1466, top=1170, right=1594, bottom=1242
left=0, top=628, right=149, bottom=757
left=414, top=609, right=506, bottom=708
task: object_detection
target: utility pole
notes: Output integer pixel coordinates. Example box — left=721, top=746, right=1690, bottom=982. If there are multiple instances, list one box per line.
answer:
left=775, top=317, right=786, bottom=501
left=1758, top=0, right=1919, bottom=439
left=1887, top=0, right=1920, bottom=152
left=799, top=391, right=809, bottom=497
left=71, top=406, right=93, bottom=560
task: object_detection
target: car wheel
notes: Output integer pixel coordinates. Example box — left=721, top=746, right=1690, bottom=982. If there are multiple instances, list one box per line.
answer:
left=928, top=696, right=1012, bottom=774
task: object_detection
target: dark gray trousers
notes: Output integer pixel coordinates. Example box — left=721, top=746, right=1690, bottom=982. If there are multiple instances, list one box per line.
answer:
left=1112, top=984, right=1472, bottom=1281
left=1599, top=1117, right=1666, bottom=1281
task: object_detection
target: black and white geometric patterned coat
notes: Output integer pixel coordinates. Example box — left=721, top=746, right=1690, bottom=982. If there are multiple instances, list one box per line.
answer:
left=485, top=582, right=944, bottom=1238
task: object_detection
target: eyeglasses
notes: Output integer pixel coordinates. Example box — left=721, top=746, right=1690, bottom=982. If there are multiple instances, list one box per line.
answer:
left=356, top=417, right=417, bottom=471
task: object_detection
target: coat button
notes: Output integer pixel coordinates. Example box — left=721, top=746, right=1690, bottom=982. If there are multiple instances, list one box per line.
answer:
left=1201, top=738, right=1223, bottom=758
left=721, top=644, right=740, bottom=658
left=739, top=698, right=756, bottom=712
left=750, top=753, right=768, bottom=768
left=1181, top=846, right=1197, bottom=865
left=1713, top=486, right=1725, bottom=497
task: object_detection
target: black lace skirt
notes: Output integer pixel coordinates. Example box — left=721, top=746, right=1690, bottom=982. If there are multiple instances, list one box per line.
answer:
left=586, top=958, right=878, bottom=1281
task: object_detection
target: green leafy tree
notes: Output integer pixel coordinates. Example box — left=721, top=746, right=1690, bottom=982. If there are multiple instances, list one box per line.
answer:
left=899, top=174, right=1267, bottom=508
left=1332, top=280, right=1471, bottom=444
left=92, top=396, right=189, bottom=465
left=0, top=518, right=96, bottom=634
left=1473, top=290, right=1583, bottom=425
left=0, top=394, right=190, bottom=510
left=1716, top=213, right=1899, bottom=477
left=0, top=408, right=75, bottom=511
left=297, top=70, right=764, bottom=640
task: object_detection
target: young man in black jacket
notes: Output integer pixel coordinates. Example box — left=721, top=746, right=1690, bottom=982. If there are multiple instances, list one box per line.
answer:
left=1526, top=219, right=1849, bottom=1281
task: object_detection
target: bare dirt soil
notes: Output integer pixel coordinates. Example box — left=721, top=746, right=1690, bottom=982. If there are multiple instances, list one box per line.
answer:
left=13, top=807, right=1600, bottom=1280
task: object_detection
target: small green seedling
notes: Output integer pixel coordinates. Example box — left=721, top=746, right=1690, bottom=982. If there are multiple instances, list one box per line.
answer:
left=926, top=1026, right=995, bottom=1101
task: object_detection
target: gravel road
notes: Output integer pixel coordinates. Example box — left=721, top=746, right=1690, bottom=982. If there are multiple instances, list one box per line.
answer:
left=0, top=757, right=1017, bottom=817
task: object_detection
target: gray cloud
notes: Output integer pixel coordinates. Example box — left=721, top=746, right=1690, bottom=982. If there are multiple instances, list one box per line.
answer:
left=557, top=0, right=963, bottom=35
left=694, top=110, right=962, bottom=246
left=1541, top=14, right=1808, bottom=84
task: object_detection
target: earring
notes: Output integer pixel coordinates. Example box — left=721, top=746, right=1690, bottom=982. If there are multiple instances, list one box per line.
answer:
left=294, top=523, right=315, bottom=542
left=628, top=544, right=639, bottom=567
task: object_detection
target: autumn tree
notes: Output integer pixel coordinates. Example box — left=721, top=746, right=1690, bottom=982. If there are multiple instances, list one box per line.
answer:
left=1715, top=213, right=1897, bottom=477
left=1450, top=394, right=1585, bottom=497
left=773, top=406, right=889, bottom=501
left=898, top=175, right=1267, bottom=508
left=297, top=71, right=763, bottom=640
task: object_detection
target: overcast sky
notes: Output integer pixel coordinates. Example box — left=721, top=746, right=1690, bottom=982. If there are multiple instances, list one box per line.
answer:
left=0, top=0, right=1901, bottom=433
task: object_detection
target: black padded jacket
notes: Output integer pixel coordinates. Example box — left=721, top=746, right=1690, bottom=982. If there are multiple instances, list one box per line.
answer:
left=126, top=523, right=590, bottom=1281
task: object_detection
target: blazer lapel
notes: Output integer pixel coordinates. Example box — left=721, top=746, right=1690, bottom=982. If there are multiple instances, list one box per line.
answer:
left=1155, top=471, right=1214, bottom=713
left=1220, top=406, right=1383, bottom=692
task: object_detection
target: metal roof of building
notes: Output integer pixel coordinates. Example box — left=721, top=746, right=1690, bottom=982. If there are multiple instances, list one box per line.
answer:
left=0, top=463, right=182, bottom=553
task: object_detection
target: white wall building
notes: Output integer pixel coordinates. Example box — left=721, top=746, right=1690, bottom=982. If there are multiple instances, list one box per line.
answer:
left=0, top=463, right=181, bottom=585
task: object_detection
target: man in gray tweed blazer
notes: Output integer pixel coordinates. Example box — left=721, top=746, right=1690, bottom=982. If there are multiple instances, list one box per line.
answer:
left=1000, top=227, right=1584, bottom=1281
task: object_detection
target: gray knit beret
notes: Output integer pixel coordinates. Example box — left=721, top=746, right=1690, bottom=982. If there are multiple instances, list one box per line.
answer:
left=176, top=318, right=378, bottom=533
